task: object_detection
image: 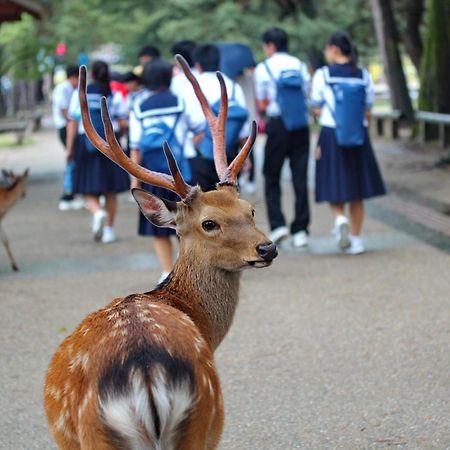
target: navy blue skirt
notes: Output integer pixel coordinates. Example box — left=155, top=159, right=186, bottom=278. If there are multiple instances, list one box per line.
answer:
left=138, top=184, right=179, bottom=237
left=315, top=127, right=386, bottom=203
left=73, top=134, right=130, bottom=195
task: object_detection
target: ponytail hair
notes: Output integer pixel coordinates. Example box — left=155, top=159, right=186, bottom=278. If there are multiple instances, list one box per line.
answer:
left=328, top=31, right=358, bottom=68
left=91, top=60, right=111, bottom=97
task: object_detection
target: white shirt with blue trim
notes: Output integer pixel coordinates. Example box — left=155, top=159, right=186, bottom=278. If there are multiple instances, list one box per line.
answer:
left=68, top=90, right=127, bottom=134
left=129, top=90, right=205, bottom=152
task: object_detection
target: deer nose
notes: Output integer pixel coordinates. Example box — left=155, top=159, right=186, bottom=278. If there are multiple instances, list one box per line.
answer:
left=257, top=242, right=278, bottom=262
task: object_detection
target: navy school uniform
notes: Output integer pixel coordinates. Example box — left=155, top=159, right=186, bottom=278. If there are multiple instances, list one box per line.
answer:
left=129, top=89, right=201, bottom=237
left=311, top=63, right=386, bottom=203
left=69, top=83, right=130, bottom=195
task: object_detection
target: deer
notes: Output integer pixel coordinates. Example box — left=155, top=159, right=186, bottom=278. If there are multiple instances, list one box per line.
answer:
left=44, top=56, right=278, bottom=450
left=0, top=168, right=29, bottom=271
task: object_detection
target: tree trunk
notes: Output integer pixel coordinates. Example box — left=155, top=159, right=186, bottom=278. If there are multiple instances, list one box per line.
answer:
left=398, top=0, right=424, bottom=73
left=371, top=0, right=414, bottom=121
left=418, top=0, right=450, bottom=114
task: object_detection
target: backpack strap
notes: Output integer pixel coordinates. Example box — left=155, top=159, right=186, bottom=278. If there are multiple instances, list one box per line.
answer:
left=263, top=60, right=276, bottom=82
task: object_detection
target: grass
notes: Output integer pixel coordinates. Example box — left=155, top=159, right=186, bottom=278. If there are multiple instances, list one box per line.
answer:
left=0, top=134, right=34, bottom=148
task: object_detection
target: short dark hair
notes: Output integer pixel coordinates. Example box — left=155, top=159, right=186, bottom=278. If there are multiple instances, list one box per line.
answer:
left=142, top=59, right=173, bottom=90
left=170, top=40, right=196, bottom=67
left=261, top=27, right=288, bottom=52
left=138, top=45, right=161, bottom=60
left=91, top=60, right=111, bottom=96
left=66, top=65, right=79, bottom=79
left=122, top=71, right=141, bottom=83
left=193, top=44, right=220, bottom=72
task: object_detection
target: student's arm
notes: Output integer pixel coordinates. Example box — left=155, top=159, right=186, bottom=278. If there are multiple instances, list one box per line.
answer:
left=254, top=64, right=270, bottom=115
left=65, top=120, right=78, bottom=161
left=364, top=69, right=375, bottom=122
left=310, top=69, right=325, bottom=118
left=130, top=148, right=142, bottom=189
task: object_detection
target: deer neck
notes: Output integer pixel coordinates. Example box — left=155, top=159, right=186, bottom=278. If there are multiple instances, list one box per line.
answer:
left=158, top=248, right=241, bottom=351
left=0, top=183, right=23, bottom=218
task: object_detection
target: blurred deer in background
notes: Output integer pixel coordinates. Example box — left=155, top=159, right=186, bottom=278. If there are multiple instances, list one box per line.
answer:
left=44, top=57, right=277, bottom=450
left=0, top=169, right=29, bottom=271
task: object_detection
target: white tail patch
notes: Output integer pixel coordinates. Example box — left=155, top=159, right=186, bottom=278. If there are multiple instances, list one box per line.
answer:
left=99, top=366, right=195, bottom=450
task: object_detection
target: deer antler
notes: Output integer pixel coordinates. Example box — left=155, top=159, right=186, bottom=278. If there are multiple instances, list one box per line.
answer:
left=175, top=54, right=257, bottom=187
left=78, top=66, right=192, bottom=199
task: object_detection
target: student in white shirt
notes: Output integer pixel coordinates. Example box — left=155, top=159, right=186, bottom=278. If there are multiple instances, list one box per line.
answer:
left=52, top=65, right=82, bottom=210
left=183, top=44, right=250, bottom=192
left=254, top=27, right=311, bottom=248
left=310, top=31, right=385, bottom=255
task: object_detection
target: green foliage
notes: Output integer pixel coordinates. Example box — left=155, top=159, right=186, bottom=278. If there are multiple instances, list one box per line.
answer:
left=418, top=0, right=450, bottom=113
left=59, top=0, right=377, bottom=66
left=0, top=13, right=53, bottom=81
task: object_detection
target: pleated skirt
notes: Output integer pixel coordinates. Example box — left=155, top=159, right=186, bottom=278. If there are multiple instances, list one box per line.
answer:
left=315, top=127, right=386, bottom=203
left=73, top=134, right=130, bottom=195
left=138, top=184, right=178, bottom=237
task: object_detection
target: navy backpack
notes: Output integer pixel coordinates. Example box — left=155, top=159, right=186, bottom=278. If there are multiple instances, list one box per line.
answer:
left=135, top=92, right=191, bottom=180
left=263, top=61, right=308, bottom=131
left=323, top=66, right=368, bottom=147
left=197, top=82, right=248, bottom=161
left=84, top=88, right=112, bottom=153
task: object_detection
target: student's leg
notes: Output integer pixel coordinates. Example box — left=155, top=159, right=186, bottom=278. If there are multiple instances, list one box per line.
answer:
left=263, top=118, right=289, bottom=231
left=330, top=203, right=345, bottom=217
left=154, top=236, right=174, bottom=274
left=84, top=195, right=102, bottom=214
left=104, top=193, right=117, bottom=227
left=289, top=127, right=310, bottom=234
left=349, top=200, right=364, bottom=236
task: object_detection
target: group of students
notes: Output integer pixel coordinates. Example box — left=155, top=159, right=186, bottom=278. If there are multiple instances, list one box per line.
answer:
left=52, top=27, right=386, bottom=282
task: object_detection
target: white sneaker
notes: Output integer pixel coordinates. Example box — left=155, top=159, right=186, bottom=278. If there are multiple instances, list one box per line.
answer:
left=243, top=181, right=257, bottom=194
left=158, top=271, right=171, bottom=284
left=58, top=200, right=71, bottom=211
left=269, top=226, right=289, bottom=244
left=69, top=197, right=85, bottom=210
left=334, top=215, right=351, bottom=250
left=346, top=235, right=365, bottom=255
left=92, top=210, right=107, bottom=242
left=292, top=230, right=308, bottom=248
left=101, top=226, right=116, bottom=243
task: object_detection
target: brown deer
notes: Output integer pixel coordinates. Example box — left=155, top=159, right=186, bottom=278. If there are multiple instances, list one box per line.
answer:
left=44, top=57, right=277, bottom=450
left=0, top=168, right=28, bottom=271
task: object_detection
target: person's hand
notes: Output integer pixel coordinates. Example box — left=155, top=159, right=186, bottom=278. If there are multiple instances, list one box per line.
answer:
left=65, top=149, right=73, bottom=162
left=315, top=145, right=321, bottom=160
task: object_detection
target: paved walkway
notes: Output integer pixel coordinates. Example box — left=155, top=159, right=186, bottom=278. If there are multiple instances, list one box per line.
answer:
left=0, top=126, right=449, bottom=449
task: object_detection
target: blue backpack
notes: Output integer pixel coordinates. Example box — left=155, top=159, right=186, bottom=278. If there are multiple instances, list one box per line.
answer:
left=136, top=93, right=191, bottom=181
left=324, top=66, right=368, bottom=147
left=264, top=61, right=308, bottom=131
left=84, top=91, right=112, bottom=153
left=197, top=82, right=248, bottom=161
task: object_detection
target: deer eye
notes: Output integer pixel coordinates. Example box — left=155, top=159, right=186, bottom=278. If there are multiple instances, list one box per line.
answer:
left=202, top=220, right=219, bottom=232
left=251, top=209, right=255, bottom=217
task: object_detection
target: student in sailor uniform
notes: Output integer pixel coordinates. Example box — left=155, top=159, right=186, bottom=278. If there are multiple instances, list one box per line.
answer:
left=182, top=44, right=251, bottom=192
left=66, top=60, right=130, bottom=243
left=170, top=40, right=199, bottom=172
left=254, top=27, right=311, bottom=248
left=129, top=59, right=204, bottom=283
left=310, top=31, right=386, bottom=255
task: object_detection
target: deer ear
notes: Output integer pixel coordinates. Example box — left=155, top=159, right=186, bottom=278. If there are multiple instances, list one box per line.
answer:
left=132, top=188, right=177, bottom=229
